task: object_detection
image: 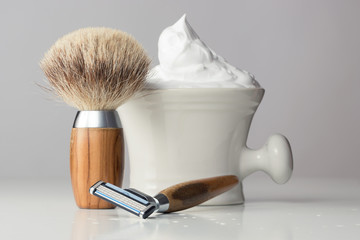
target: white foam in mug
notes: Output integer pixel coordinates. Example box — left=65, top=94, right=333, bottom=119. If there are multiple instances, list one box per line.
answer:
left=118, top=88, right=293, bottom=205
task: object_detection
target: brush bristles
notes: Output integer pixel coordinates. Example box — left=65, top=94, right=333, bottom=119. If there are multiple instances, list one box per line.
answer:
left=40, top=27, right=151, bottom=110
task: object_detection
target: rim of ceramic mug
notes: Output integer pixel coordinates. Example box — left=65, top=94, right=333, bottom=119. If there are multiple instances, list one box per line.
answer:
left=139, top=87, right=265, bottom=95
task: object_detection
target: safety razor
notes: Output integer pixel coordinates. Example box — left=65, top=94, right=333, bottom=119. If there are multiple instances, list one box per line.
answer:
left=90, top=175, right=238, bottom=219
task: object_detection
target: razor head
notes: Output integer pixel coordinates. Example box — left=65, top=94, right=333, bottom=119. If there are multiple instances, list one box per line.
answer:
left=90, top=181, right=158, bottom=219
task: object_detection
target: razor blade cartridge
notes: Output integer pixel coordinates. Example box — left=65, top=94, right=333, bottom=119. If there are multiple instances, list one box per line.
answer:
left=90, top=181, right=157, bottom=219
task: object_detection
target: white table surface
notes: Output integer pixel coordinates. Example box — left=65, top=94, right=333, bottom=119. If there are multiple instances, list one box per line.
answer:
left=1, top=176, right=359, bottom=240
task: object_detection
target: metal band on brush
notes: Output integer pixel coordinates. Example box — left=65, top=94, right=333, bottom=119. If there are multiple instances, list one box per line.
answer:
left=73, top=111, right=122, bottom=128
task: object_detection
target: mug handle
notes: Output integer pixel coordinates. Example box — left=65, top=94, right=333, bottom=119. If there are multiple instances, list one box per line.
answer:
left=239, top=134, right=293, bottom=184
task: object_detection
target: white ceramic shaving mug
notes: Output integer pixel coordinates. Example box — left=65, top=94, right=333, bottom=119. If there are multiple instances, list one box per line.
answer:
left=118, top=88, right=293, bottom=205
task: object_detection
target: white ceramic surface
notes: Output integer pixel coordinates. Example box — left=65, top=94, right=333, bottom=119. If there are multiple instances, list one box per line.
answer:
left=2, top=177, right=360, bottom=240
left=118, top=88, right=293, bottom=204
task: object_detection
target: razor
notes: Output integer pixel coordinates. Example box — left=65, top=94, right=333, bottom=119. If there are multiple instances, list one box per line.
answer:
left=90, top=175, right=238, bottom=219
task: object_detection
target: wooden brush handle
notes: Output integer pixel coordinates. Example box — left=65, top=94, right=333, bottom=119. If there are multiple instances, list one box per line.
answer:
left=70, top=128, right=124, bottom=209
left=160, top=175, right=239, bottom=213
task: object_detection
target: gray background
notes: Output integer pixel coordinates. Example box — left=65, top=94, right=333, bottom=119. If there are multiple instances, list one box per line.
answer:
left=0, top=0, right=359, bottom=181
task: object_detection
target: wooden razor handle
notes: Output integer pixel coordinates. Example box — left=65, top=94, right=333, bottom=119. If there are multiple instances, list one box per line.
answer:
left=70, top=128, right=124, bottom=209
left=159, top=175, right=239, bottom=213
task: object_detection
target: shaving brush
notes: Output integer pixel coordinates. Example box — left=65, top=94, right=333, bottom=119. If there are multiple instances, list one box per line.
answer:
left=40, top=28, right=150, bottom=209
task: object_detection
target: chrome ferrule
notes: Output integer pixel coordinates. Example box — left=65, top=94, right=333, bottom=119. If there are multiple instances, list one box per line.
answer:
left=73, top=111, right=121, bottom=128
left=154, top=193, right=170, bottom=213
